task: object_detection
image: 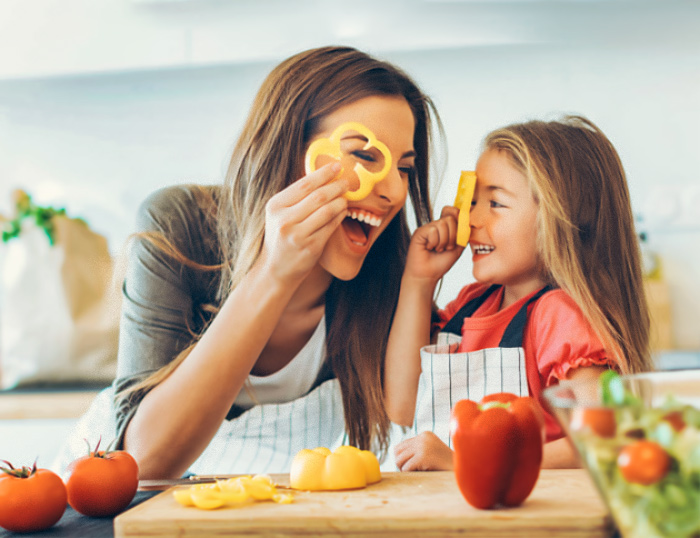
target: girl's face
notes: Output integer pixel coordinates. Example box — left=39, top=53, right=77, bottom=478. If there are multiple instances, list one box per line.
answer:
left=470, top=148, right=545, bottom=300
left=313, top=95, right=417, bottom=281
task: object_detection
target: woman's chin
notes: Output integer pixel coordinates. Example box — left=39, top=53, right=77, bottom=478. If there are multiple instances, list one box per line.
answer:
left=319, top=255, right=363, bottom=282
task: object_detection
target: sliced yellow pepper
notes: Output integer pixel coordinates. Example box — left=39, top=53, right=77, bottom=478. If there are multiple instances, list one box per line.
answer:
left=172, top=474, right=292, bottom=510
left=304, top=122, right=392, bottom=201
left=289, top=445, right=381, bottom=491
left=453, top=171, right=477, bottom=247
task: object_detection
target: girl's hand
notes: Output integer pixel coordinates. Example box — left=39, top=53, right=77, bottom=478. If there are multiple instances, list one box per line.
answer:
left=404, top=205, right=465, bottom=284
left=261, top=163, right=349, bottom=284
left=394, top=431, right=454, bottom=471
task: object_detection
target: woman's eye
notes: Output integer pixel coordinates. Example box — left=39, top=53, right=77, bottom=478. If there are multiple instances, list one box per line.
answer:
left=352, top=151, right=376, bottom=163
left=490, top=200, right=505, bottom=208
left=399, top=166, right=415, bottom=177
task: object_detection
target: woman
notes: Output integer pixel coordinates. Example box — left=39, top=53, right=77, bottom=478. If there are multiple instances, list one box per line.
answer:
left=113, top=46, right=442, bottom=479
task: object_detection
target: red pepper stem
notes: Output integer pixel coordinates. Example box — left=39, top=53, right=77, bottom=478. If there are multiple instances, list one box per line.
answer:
left=480, top=401, right=511, bottom=411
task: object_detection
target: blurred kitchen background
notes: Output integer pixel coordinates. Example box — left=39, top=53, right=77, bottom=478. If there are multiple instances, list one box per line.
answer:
left=1, top=0, right=699, bottom=406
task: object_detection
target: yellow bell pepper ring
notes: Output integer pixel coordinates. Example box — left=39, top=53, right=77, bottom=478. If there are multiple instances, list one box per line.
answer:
left=289, top=445, right=381, bottom=491
left=453, top=171, right=477, bottom=247
left=304, top=122, right=392, bottom=201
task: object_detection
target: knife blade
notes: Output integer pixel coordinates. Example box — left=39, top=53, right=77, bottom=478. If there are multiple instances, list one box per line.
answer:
left=138, top=476, right=221, bottom=490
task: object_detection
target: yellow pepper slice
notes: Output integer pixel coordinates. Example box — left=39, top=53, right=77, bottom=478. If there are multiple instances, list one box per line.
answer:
left=304, top=122, right=392, bottom=201
left=289, top=445, right=381, bottom=491
left=172, top=474, right=292, bottom=510
left=453, top=171, right=477, bottom=247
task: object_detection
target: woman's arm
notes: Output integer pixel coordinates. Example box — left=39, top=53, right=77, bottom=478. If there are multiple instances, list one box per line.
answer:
left=123, top=164, right=349, bottom=479
left=384, top=206, right=464, bottom=426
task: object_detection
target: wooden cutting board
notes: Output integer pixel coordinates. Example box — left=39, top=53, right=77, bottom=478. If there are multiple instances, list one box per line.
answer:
left=114, top=469, right=613, bottom=537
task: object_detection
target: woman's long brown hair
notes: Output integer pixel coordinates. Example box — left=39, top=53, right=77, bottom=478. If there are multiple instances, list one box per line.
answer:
left=119, top=46, right=441, bottom=455
left=484, top=116, right=652, bottom=374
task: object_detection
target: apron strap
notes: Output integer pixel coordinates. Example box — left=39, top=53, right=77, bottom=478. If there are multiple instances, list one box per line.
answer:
left=498, top=285, right=553, bottom=348
left=442, top=284, right=501, bottom=335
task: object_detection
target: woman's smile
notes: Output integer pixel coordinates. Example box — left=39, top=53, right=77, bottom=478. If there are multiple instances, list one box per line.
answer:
left=341, top=207, right=384, bottom=248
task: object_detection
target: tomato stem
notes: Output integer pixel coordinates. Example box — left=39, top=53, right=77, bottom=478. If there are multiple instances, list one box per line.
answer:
left=0, top=460, right=37, bottom=478
left=83, top=436, right=111, bottom=458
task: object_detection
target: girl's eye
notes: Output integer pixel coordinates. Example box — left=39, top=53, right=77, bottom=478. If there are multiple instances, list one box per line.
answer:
left=490, top=200, right=505, bottom=208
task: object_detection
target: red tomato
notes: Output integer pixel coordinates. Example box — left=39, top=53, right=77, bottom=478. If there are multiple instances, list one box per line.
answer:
left=663, top=411, right=686, bottom=432
left=65, top=449, right=139, bottom=517
left=617, top=440, right=670, bottom=485
left=571, top=407, right=617, bottom=438
left=0, top=461, right=67, bottom=533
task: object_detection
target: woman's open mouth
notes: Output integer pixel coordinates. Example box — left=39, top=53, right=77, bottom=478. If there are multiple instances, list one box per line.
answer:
left=342, top=209, right=382, bottom=247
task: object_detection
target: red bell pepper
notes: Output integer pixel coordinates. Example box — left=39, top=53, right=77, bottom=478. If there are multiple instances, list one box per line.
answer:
left=450, top=392, right=545, bottom=509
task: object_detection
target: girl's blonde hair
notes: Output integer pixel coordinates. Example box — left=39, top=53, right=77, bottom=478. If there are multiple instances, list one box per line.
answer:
left=120, top=47, right=441, bottom=454
left=484, top=115, right=652, bottom=374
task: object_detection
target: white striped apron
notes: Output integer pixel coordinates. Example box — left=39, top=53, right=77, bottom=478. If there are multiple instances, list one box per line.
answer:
left=189, top=377, right=346, bottom=475
left=52, top=377, right=346, bottom=476
left=391, top=285, right=551, bottom=455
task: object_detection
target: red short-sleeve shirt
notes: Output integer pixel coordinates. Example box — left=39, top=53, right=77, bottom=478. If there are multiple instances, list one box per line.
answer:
left=434, top=283, right=616, bottom=441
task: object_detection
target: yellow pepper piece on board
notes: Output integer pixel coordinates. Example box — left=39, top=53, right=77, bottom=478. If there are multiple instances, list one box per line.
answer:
left=289, top=445, right=382, bottom=491
left=172, top=474, right=292, bottom=510
left=305, top=121, right=392, bottom=201
left=189, top=484, right=226, bottom=510
left=453, top=171, right=477, bottom=247
left=172, top=488, right=195, bottom=507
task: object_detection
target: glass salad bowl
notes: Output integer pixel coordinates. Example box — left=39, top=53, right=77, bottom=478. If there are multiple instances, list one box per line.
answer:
left=543, top=370, right=700, bottom=538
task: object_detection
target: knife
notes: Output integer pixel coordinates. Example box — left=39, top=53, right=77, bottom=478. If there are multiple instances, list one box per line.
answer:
left=138, top=476, right=220, bottom=490
left=138, top=475, right=292, bottom=490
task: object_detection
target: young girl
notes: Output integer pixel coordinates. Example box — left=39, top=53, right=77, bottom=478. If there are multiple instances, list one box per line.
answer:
left=384, top=115, right=652, bottom=471
left=100, top=46, right=441, bottom=479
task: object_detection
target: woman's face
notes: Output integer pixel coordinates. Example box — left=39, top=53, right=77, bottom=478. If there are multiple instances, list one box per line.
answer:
left=312, top=95, right=416, bottom=281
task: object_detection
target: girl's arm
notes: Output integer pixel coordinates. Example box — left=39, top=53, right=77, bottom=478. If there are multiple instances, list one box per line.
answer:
left=123, top=164, right=349, bottom=479
left=541, top=365, right=611, bottom=468
left=384, top=272, right=436, bottom=426
left=384, top=206, right=464, bottom=426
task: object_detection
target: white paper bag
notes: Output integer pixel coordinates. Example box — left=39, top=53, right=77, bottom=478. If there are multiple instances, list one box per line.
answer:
left=0, top=216, right=121, bottom=388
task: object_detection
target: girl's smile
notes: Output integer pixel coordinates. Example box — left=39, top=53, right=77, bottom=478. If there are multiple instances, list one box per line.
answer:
left=470, top=242, right=495, bottom=256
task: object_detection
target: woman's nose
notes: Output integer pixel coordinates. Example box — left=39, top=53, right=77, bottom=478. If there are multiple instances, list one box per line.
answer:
left=372, top=166, right=406, bottom=204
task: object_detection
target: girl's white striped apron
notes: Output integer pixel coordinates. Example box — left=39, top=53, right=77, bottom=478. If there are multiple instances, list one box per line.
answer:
left=396, top=285, right=551, bottom=450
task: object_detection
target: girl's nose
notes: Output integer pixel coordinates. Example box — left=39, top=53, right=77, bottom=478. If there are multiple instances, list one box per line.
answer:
left=469, top=199, right=484, bottom=228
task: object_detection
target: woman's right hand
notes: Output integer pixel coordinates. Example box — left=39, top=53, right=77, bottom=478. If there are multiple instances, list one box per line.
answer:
left=404, top=205, right=465, bottom=285
left=260, top=162, right=349, bottom=284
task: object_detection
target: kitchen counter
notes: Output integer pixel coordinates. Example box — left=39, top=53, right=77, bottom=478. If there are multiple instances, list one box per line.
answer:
left=115, top=470, right=613, bottom=537
left=0, top=388, right=101, bottom=420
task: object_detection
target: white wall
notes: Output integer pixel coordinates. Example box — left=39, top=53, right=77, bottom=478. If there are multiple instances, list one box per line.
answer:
left=1, top=0, right=699, bottom=348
